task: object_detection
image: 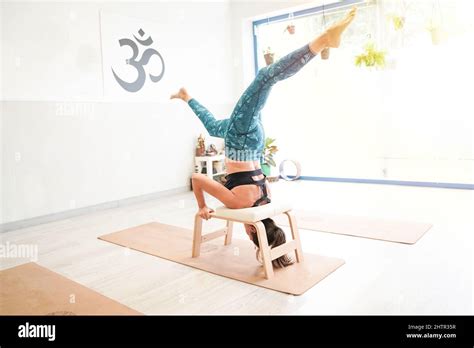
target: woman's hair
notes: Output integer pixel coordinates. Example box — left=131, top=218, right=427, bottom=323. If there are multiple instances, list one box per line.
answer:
left=251, top=218, right=294, bottom=268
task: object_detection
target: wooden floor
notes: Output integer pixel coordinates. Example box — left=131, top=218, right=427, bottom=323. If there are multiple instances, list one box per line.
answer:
left=1, top=180, right=473, bottom=314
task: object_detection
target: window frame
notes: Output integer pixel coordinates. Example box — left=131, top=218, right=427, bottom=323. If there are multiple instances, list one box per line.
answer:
left=252, top=0, right=367, bottom=75
left=249, top=0, right=474, bottom=190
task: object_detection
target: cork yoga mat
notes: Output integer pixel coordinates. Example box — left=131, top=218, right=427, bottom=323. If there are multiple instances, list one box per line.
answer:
left=0, top=262, right=141, bottom=315
left=99, top=222, right=345, bottom=295
left=274, top=210, right=432, bottom=244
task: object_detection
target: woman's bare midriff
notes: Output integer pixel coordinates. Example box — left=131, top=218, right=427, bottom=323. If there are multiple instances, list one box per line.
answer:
left=225, top=158, right=271, bottom=208
left=225, top=158, right=261, bottom=174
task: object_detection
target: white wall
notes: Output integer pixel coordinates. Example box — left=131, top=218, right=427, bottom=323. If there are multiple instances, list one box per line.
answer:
left=1, top=1, right=234, bottom=224
left=0, top=2, right=3, bottom=224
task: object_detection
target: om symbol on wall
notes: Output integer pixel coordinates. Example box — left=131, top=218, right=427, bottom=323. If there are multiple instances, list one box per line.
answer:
left=112, top=28, right=165, bottom=93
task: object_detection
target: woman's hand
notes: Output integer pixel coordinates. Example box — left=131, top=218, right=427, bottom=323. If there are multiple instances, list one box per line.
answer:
left=198, top=206, right=214, bottom=220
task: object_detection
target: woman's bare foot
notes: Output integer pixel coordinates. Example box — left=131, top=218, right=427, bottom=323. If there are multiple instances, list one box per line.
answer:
left=324, top=7, right=357, bottom=48
left=170, top=87, right=191, bottom=102
left=309, top=7, right=356, bottom=54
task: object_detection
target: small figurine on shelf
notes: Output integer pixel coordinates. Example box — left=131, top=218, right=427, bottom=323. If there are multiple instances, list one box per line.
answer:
left=206, top=144, right=218, bottom=156
left=195, top=134, right=206, bottom=156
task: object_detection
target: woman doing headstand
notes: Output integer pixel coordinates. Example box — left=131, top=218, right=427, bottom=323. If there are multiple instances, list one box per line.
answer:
left=171, top=8, right=356, bottom=268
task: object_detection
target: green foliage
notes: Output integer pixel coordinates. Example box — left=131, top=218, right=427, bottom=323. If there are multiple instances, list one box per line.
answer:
left=262, top=137, right=278, bottom=167
left=390, top=15, right=405, bottom=30
left=355, top=43, right=386, bottom=68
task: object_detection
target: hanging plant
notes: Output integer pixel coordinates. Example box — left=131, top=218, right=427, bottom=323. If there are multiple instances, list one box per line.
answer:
left=428, top=26, right=441, bottom=45
left=427, top=0, right=442, bottom=45
left=427, top=19, right=441, bottom=45
left=355, top=43, right=386, bottom=68
left=321, top=47, right=330, bottom=60
left=320, top=2, right=330, bottom=60
left=263, top=47, right=274, bottom=66
left=286, top=24, right=296, bottom=35
left=285, top=13, right=296, bottom=35
left=389, top=14, right=405, bottom=31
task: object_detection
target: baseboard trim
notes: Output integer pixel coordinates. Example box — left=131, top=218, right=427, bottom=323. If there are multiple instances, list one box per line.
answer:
left=296, top=176, right=474, bottom=190
left=0, top=186, right=190, bottom=233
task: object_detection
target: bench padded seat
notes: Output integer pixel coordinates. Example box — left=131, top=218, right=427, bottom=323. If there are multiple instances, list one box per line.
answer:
left=213, top=202, right=293, bottom=223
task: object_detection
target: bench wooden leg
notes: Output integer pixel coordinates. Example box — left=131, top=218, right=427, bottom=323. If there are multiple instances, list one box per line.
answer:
left=224, top=221, right=233, bottom=245
left=192, top=213, right=203, bottom=257
left=253, top=221, right=274, bottom=279
left=284, top=211, right=304, bottom=263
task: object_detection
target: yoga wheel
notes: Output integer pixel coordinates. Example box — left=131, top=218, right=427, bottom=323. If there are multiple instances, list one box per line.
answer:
left=279, top=160, right=302, bottom=181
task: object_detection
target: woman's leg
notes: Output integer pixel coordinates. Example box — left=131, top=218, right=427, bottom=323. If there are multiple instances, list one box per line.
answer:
left=171, top=87, right=229, bottom=138
left=188, top=98, right=229, bottom=139
left=232, top=6, right=358, bottom=119
left=224, top=43, right=315, bottom=162
left=315, top=7, right=357, bottom=50
left=225, top=8, right=357, bottom=161
left=225, top=44, right=318, bottom=161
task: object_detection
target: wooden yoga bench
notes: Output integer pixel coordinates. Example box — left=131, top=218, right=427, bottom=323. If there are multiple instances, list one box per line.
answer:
left=192, top=202, right=304, bottom=279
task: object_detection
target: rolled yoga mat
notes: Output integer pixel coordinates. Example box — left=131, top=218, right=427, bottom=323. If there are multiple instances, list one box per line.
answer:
left=0, top=262, right=141, bottom=315
left=274, top=210, right=432, bottom=244
left=98, top=222, right=345, bottom=296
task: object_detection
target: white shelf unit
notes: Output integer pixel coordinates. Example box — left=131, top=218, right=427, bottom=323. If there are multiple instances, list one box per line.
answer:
left=194, top=154, right=226, bottom=179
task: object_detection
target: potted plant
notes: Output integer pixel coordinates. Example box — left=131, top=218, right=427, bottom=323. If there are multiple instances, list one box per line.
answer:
left=355, top=42, right=386, bottom=69
left=261, top=137, right=278, bottom=177
left=263, top=47, right=275, bottom=66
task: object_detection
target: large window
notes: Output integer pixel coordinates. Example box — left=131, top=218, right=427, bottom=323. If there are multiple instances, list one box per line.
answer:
left=253, top=0, right=474, bottom=186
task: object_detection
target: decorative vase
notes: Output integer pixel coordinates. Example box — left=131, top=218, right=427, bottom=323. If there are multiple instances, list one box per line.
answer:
left=321, top=47, right=330, bottom=60
left=261, top=163, right=271, bottom=176
left=195, top=147, right=205, bottom=156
